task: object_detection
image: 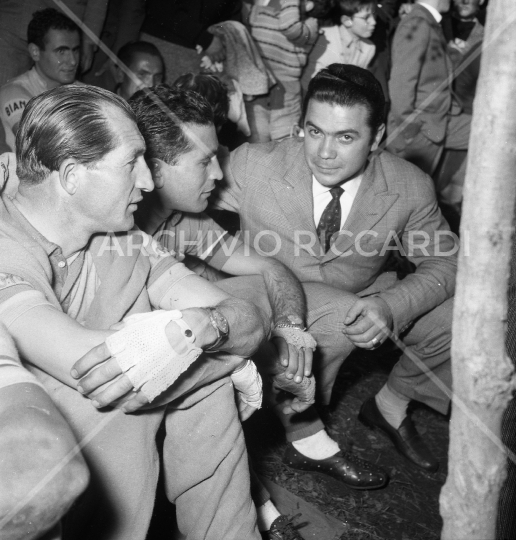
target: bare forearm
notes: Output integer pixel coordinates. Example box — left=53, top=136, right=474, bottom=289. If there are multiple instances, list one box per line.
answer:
left=8, top=306, right=111, bottom=388
left=261, top=259, right=307, bottom=326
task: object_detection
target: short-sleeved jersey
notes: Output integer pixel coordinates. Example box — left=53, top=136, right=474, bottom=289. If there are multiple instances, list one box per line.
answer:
left=0, top=194, right=196, bottom=332
left=0, top=68, right=47, bottom=151
left=0, top=68, right=83, bottom=151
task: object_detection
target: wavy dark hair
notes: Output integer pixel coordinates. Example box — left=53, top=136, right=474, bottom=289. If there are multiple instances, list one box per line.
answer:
left=129, top=83, right=214, bottom=165
left=302, top=63, right=385, bottom=139
left=28, top=8, right=80, bottom=49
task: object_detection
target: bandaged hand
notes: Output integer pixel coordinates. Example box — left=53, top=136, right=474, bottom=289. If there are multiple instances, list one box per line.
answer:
left=105, top=310, right=203, bottom=403
left=230, top=359, right=263, bottom=421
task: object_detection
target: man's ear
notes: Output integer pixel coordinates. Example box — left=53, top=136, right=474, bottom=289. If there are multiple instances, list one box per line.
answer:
left=341, top=15, right=353, bottom=27
left=58, top=158, right=81, bottom=195
left=371, top=124, right=386, bottom=152
left=28, top=43, right=41, bottom=63
left=149, top=158, right=165, bottom=189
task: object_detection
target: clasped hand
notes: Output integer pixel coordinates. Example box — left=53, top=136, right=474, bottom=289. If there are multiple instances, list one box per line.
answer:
left=343, top=297, right=393, bottom=349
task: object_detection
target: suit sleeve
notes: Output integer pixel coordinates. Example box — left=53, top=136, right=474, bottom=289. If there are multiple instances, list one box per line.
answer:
left=378, top=175, right=457, bottom=332
left=215, top=143, right=250, bottom=213
left=389, top=16, right=431, bottom=132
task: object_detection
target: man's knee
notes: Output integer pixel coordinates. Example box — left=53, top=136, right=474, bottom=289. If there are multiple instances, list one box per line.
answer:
left=304, top=282, right=357, bottom=345
left=0, top=385, right=89, bottom=540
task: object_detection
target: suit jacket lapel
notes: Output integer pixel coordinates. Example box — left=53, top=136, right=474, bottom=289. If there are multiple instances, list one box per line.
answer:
left=323, top=155, right=399, bottom=263
left=268, top=144, right=317, bottom=241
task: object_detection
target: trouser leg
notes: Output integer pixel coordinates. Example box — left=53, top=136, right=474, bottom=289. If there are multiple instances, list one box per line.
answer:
left=164, top=379, right=261, bottom=540
left=387, top=297, right=453, bottom=415
left=274, top=282, right=358, bottom=441
left=438, top=113, right=472, bottom=205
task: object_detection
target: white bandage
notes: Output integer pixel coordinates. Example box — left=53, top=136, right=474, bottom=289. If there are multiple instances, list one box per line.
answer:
left=230, top=359, right=263, bottom=410
left=271, top=327, right=317, bottom=350
left=106, top=310, right=203, bottom=402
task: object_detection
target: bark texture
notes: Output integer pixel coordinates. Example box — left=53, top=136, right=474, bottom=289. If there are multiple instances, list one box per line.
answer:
left=440, top=1, right=516, bottom=538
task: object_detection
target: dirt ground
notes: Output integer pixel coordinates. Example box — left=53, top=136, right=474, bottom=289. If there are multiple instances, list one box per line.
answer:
left=245, top=346, right=449, bottom=540
left=147, top=345, right=449, bottom=540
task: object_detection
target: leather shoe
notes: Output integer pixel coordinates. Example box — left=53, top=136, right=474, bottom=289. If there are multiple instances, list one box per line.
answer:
left=261, top=514, right=304, bottom=540
left=358, top=397, right=439, bottom=472
left=283, top=443, right=388, bottom=490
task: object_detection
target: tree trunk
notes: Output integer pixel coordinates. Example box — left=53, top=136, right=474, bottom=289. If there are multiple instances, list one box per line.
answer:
left=440, top=2, right=516, bottom=538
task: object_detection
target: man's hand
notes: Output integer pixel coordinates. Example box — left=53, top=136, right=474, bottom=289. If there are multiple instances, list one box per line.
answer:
left=271, top=336, right=313, bottom=383
left=71, top=310, right=206, bottom=412
left=343, top=297, right=393, bottom=349
left=204, top=36, right=225, bottom=63
left=72, top=342, right=150, bottom=413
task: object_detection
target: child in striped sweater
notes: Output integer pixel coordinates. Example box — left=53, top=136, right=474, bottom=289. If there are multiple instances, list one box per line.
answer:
left=244, top=0, right=319, bottom=141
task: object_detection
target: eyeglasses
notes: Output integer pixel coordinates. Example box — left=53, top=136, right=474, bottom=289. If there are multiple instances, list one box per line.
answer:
left=353, top=13, right=376, bottom=23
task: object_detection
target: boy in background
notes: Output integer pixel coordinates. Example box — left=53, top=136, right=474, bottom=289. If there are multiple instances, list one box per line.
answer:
left=302, top=0, right=377, bottom=90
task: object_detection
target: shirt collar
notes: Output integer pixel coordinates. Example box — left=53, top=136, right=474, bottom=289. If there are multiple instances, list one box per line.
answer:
left=419, top=2, right=443, bottom=23
left=340, top=25, right=359, bottom=48
left=3, top=195, right=61, bottom=258
left=312, top=174, right=363, bottom=197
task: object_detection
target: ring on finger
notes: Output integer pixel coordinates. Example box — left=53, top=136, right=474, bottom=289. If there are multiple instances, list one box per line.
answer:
left=371, top=336, right=381, bottom=349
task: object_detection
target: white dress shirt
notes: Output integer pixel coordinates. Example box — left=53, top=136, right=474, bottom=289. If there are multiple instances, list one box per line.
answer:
left=312, top=174, right=363, bottom=230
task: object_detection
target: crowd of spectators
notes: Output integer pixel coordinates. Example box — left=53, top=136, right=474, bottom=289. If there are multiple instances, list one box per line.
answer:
left=1, top=1, right=511, bottom=540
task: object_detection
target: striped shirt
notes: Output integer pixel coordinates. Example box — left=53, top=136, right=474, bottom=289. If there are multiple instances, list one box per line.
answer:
left=245, top=0, right=318, bottom=81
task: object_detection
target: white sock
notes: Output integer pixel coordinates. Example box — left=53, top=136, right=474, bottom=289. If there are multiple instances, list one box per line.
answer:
left=257, top=499, right=281, bottom=531
left=375, top=384, right=410, bottom=429
left=292, top=429, right=341, bottom=460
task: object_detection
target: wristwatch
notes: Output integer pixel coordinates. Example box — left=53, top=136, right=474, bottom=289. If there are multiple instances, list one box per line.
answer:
left=204, top=308, right=230, bottom=352
left=275, top=314, right=306, bottom=331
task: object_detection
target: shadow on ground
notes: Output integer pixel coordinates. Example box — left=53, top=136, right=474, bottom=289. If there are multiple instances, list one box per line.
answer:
left=245, top=347, right=449, bottom=540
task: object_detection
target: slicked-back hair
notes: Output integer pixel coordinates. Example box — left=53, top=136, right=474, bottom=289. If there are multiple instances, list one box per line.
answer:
left=302, top=63, right=385, bottom=139
left=129, top=84, right=214, bottom=165
left=173, top=73, right=229, bottom=131
left=338, top=0, right=377, bottom=17
left=117, top=41, right=163, bottom=69
left=16, top=85, right=136, bottom=186
left=28, top=8, right=80, bottom=49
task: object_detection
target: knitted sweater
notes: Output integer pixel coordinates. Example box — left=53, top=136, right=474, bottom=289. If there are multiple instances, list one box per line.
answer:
left=244, top=0, right=318, bottom=82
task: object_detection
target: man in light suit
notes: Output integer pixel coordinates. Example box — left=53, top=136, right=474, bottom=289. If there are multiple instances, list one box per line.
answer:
left=386, top=0, right=471, bottom=176
left=218, top=64, right=457, bottom=472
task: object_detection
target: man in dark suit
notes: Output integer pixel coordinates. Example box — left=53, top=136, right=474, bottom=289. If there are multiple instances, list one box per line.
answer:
left=386, top=0, right=471, bottom=176
left=218, top=64, right=457, bottom=472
